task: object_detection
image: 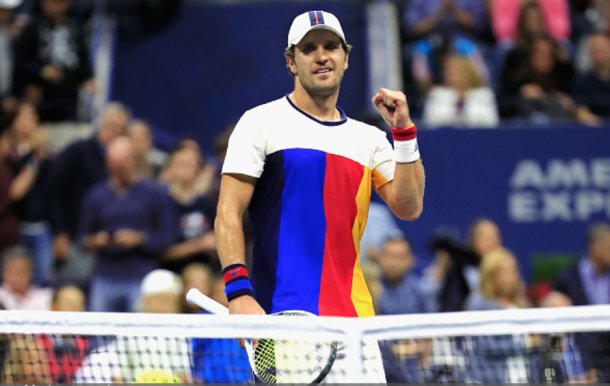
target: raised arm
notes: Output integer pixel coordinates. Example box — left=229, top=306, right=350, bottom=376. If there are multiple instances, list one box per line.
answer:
left=373, top=88, right=425, bottom=221
left=216, top=173, right=266, bottom=321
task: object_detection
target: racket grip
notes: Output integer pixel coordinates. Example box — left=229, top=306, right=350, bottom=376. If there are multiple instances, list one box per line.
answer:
left=186, top=288, right=229, bottom=315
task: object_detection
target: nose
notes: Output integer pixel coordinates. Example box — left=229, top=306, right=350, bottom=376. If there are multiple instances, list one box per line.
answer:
left=313, top=45, right=329, bottom=64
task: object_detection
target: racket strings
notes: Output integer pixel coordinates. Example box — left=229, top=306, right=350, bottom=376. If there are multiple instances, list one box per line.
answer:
left=254, top=338, right=336, bottom=383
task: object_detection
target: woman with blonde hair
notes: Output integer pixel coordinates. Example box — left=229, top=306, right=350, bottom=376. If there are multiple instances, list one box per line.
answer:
left=465, top=248, right=530, bottom=383
left=468, top=247, right=527, bottom=310
left=423, top=55, right=499, bottom=128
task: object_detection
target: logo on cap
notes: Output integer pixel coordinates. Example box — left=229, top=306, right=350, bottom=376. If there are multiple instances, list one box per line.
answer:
left=308, top=10, right=325, bottom=26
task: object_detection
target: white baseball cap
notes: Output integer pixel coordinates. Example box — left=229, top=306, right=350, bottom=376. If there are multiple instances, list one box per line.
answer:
left=287, top=10, right=346, bottom=47
left=140, top=269, right=183, bottom=298
left=0, top=0, right=22, bottom=9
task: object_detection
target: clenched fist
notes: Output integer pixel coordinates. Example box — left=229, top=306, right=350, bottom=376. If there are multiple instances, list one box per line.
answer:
left=372, top=88, right=413, bottom=129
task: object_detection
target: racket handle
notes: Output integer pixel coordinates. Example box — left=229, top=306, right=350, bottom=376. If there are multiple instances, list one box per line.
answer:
left=186, top=288, right=229, bottom=315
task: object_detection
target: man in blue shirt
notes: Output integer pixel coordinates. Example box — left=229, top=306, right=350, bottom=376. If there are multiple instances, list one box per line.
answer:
left=79, top=137, right=175, bottom=312
left=376, top=231, right=430, bottom=383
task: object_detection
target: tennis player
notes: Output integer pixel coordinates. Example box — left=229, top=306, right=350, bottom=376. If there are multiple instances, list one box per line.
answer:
left=216, top=10, right=424, bottom=382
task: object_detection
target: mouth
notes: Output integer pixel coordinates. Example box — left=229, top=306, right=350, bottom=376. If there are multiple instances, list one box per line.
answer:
left=313, top=68, right=332, bottom=75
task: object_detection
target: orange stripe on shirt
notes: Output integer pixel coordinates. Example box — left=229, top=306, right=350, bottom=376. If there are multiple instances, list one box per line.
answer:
left=372, top=168, right=390, bottom=192
left=351, top=167, right=375, bottom=317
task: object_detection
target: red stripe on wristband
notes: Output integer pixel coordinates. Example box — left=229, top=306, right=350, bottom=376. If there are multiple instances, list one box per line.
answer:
left=391, top=125, right=417, bottom=141
left=223, top=265, right=249, bottom=284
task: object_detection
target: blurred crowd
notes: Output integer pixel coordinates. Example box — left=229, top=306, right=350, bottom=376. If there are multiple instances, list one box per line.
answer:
left=398, top=0, right=610, bottom=127
left=0, top=0, right=610, bottom=383
left=360, top=214, right=610, bottom=383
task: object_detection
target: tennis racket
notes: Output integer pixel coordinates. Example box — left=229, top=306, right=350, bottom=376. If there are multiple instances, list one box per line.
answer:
left=186, top=288, right=337, bottom=384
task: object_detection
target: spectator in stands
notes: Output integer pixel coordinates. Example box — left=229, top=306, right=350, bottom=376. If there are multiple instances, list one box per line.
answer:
left=0, top=245, right=52, bottom=310
left=377, top=230, right=430, bottom=315
left=12, top=0, right=94, bottom=121
left=49, top=102, right=130, bottom=286
left=465, top=247, right=527, bottom=310
left=0, top=130, right=19, bottom=255
left=530, top=292, right=587, bottom=383
left=79, top=137, right=175, bottom=312
left=160, top=138, right=219, bottom=201
left=501, top=35, right=575, bottom=121
left=161, top=147, right=217, bottom=274
left=468, top=217, right=502, bottom=257
left=491, top=0, right=570, bottom=44
left=423, top=54, right=499, bottom=128
left=74, top=342, right=121, bottom=383
left=41, top=285, right=89, bottom=383
left=7, top=103, right=53, bottom=286
left=555, top=222, right=610, bottom=305
left=2, top=334, right=51, bottom=383
left=375, top=233, right=426, bottom=382
left=554, top=222, right=610, bottom=382
left=424, top=218, right=502, bottom=312
left=403, top=0, right=489, bottom=93
left=0, top=0, right=21, bottom=126
left=574, top=34, right=610, bottom=125
left=119, top=269, right=191, bottom=383
left=181, top=262, right=212, bottom=313
left=128, top=120, right=157, bottom=180
left=465, top=248, right=529, bottom=383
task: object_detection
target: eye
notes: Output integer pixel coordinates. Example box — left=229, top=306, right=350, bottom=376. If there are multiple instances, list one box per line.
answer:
left=302, top=45, right=315, bottom=54
left=325, top=42, right=339, bottom=50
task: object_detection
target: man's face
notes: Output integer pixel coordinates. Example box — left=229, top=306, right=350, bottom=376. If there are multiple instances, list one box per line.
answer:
left=98, top=110, right=129, bottom=146
left=106, top=139, right=135, bottom=185
left=289, top=29, right=348, bottom=98
left=472, top=220, right=502, bottom=257
left=379, top=240, right=413, bottom=281
left=589, top=35, right=610, bottom=70
left=2, top=257, right=32, bottom=295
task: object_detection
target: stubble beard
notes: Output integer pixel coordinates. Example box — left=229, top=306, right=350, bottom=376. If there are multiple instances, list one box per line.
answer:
left=296, top=67, right=344, bottom=99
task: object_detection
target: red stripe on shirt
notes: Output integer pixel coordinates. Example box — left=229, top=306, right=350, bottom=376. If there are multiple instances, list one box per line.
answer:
left=318, top=154, right=364, bottom=317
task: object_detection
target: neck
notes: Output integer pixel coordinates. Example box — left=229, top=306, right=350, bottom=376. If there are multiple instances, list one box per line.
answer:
left=290, top=82, right=340, bottom=122
left=591, top=257, right=608, bottom=275
left=111, top=176, right=133, bottom=193
left=170, top=181, right=195, bottom=204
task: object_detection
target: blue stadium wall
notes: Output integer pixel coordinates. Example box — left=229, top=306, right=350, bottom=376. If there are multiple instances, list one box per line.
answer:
left=111, top=1, right=610, bottom=284
left=111, top=1, right=368, bottom=153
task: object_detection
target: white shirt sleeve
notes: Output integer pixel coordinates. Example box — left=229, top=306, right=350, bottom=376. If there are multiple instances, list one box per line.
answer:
left=221, top=110, right=266, bottom=178
left=371, top=131, right=395, bottom=191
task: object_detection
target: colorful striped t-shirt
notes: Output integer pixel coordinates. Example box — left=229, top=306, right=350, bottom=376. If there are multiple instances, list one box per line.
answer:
left=222, top=95, right=395, bottom=317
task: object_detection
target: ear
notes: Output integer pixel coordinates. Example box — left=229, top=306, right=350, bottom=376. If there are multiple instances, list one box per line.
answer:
left=287, top=56, right=298, bottom=76
left=344, top=51, right=349, bottom=70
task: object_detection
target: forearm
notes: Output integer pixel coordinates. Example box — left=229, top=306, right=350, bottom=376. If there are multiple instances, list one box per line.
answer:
left=389, top=160, right=425, bottom=220
left=9, top=171, right=35, bottom=201
left=162, top=240, right=200, bottom=261
left=412, top=16, right=441, bottom=36
left=454, top=9, right=475, bottom=29
left=82, top=235, right=101, bottom=252
left=215, top=212, right=247, bottom=269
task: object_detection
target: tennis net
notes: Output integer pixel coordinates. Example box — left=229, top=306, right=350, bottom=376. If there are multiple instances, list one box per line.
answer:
left=0, top=305, right=609, bottom=383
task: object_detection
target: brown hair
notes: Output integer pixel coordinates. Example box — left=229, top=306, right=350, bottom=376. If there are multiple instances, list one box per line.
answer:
left=284, top=41, right=353, bottom=78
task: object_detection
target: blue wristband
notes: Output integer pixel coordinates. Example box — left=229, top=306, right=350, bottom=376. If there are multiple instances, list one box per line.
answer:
left=223, top=264, right=254, bottom=301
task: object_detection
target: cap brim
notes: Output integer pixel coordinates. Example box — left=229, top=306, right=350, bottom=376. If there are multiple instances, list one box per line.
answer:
left=289, top=24, right=346, bottom=46
left=0, top=0, right=22, bottom=9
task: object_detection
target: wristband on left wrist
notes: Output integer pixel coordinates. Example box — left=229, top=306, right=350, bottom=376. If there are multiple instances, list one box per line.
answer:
left=391, top=124, right=420, bottom=163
